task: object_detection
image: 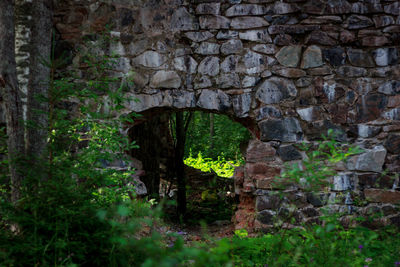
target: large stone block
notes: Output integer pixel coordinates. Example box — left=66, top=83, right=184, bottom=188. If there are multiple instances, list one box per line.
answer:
left=195, top=42, right=220, bottom=55
left=365, top=189, right=400, bottom=204
left=198, top=56, right=220, bottom=76
left=225, top=4, right=267, bottom=17
left=230, top=17, right=269, bottom=29
left=246, top=139, right=276, bottom=162
left=132, top=51, right=167, bottom=68
left=197, top=89, right=231, bottom=112
left=239, top=29, right=272, bottom=43
left=275, top=45, right=302, bottom=67
left=150, top=71, right=181, bottom=89
left=255, top=77, right=297, bottom=104
left=259, top=117, right=303, bottom=142
left=199, top=15, right=230, bottom=29
left=170, top=7, right=199, bottom=31
left=347, top=146, right=387, bottom=173
left=301, top=45, right=323, bottom=69
left=232, top=93, right=252, bottom=118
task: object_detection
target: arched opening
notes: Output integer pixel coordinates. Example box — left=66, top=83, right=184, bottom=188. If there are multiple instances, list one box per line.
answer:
left=127, top=107, right=254, bottom=228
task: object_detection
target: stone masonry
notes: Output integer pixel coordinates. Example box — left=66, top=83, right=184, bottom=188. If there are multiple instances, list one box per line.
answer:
left=5, top=0, right=400, bottom=231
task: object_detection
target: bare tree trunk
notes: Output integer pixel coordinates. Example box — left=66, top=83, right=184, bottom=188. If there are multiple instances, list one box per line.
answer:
left=0, top=0, right=26, bottom=203
left=175, top=112, right=186, bottom=218
left=26, top=0, right=52, bottom=161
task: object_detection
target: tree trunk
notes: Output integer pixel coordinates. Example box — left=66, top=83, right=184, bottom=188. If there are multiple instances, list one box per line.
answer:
left=175, top=112, right=186, bottom=218
left=0, top=0, right=26, bottom=203
left=209, top=113, right=214, bottom=151
left=26, top=0, right=52, bottom=162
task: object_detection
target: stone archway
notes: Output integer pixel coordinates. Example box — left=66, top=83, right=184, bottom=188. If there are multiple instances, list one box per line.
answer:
left=14, top=0, right=398, bottom=230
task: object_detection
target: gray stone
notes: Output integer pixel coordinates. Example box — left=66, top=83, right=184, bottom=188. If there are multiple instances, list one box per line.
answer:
left=256, top=194, right=282, bottom=211
left=326, top=0, right=352, bottom=14
left=275, top=45, right=302, bottom=67
left=232, top=93, right=252, bottom=117
left=216, top=73, right=241, bottom=88
left=239, top=29, right=272, bottom=42
left=322, top=47, right=346, bottom=67
left=150, top=71, right=181, bottom=89
left=296, top=106, right=322, bottom=122
left=126, top=39, right=149, bottom=56
left=277, top=145, right=302, bottom=161
left=347, top=48, right=375, bottom=67
left=199, top=15, right=230, bottom=29
left=373, top=15, right=395, bottom=28
left=242, top=76, right=259, bottom=88
left=195, top=42, right=220, bottom=55
left=350, top=78, right=375, bottom=95
left=113, top=57, right=130, bottom=73
left=194, top=75, right=212, bottom=89
left=332, top=173, right=354, bottom=191
left=132, top=51, right=167, bottom=68
left=133, top=177, right=147, bottom=196
left=196, top=3, right=220, bottom=15
left=163, top=90, right=196, bottom=109
left=384, top=2, right=400, bottom=15
left=221, top=55, right=240, bottom=73
left=373, top=48, right=398, bottom=66
left=261, top=70, right=272, bottom=78
left=257, top=210, right=276, bottom=225
left=378, top=80, right=400, bottom=95
left=216, top=30, right=239, bottom=39
left=230, top=16, right=269, bottom=29
left=241, top=51, right=275, bottom=74
left=221, top=39, right=243, bottom=55
left=256, top=77, right=297, bottom=104
left=170, top=7, right=199, bottom=31
left=125, top=93, right=163, bottom=112
left=347, top=146, right=387, bottom=172
left=198, top=56, right=220, bottom=76
left=357, top=124, right=381, bottom=138
left=273, top=2, right=300, bottom=14
left=252, top=44, right=277, bottom=55
left=273, top=68, right=306, bottom=78
left=173, top=56, right=198, bottom=74
left=296, top=77, right=312, bottom=87
left=184, top=31, right=214, bottom=42
left=382, top=108, right=400, bottom=120
left=301, top=45, right=323, bottom=69
left=259, top=117, right=303, bottom=142
left=307, top=192, right=328, bottom=207
left=345, top=15, right=374, bottom=29
left=337, top=66, right=367, bottom=77
left=197, top=89, right=231, bottom=112
left=256, top=106, right=282, bottom=121
left=225, top=4, right=267, bottom=17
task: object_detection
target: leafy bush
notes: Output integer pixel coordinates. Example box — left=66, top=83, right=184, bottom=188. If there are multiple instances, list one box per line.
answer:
left=184, top=152, right=243, bottom=178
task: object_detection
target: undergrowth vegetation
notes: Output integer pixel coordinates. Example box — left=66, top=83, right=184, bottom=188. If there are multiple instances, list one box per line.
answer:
left=184, top=152, right=243, bottom=178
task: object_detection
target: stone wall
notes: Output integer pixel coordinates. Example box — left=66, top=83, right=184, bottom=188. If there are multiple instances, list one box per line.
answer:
left=16, top=0, right=400, bottom=230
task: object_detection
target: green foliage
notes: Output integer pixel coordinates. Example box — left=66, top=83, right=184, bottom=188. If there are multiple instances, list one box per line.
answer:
left=219, top=225, right=400, bottom=266
left=275, top=129, right=363, bottom=192
left=184, top=152, right=242, bottom=178
left=185, top=111, right=251, bottom=161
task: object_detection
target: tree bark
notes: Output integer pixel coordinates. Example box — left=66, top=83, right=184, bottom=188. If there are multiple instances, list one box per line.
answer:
left=175, top=112, right=186, bottom=218
left=0, top=0, right=26, bottom=203
left=26, top=0, right=52, bottom=161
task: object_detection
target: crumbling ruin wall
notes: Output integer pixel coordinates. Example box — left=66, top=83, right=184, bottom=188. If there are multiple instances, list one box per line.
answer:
left=11, top=0, right=400, bottom=230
